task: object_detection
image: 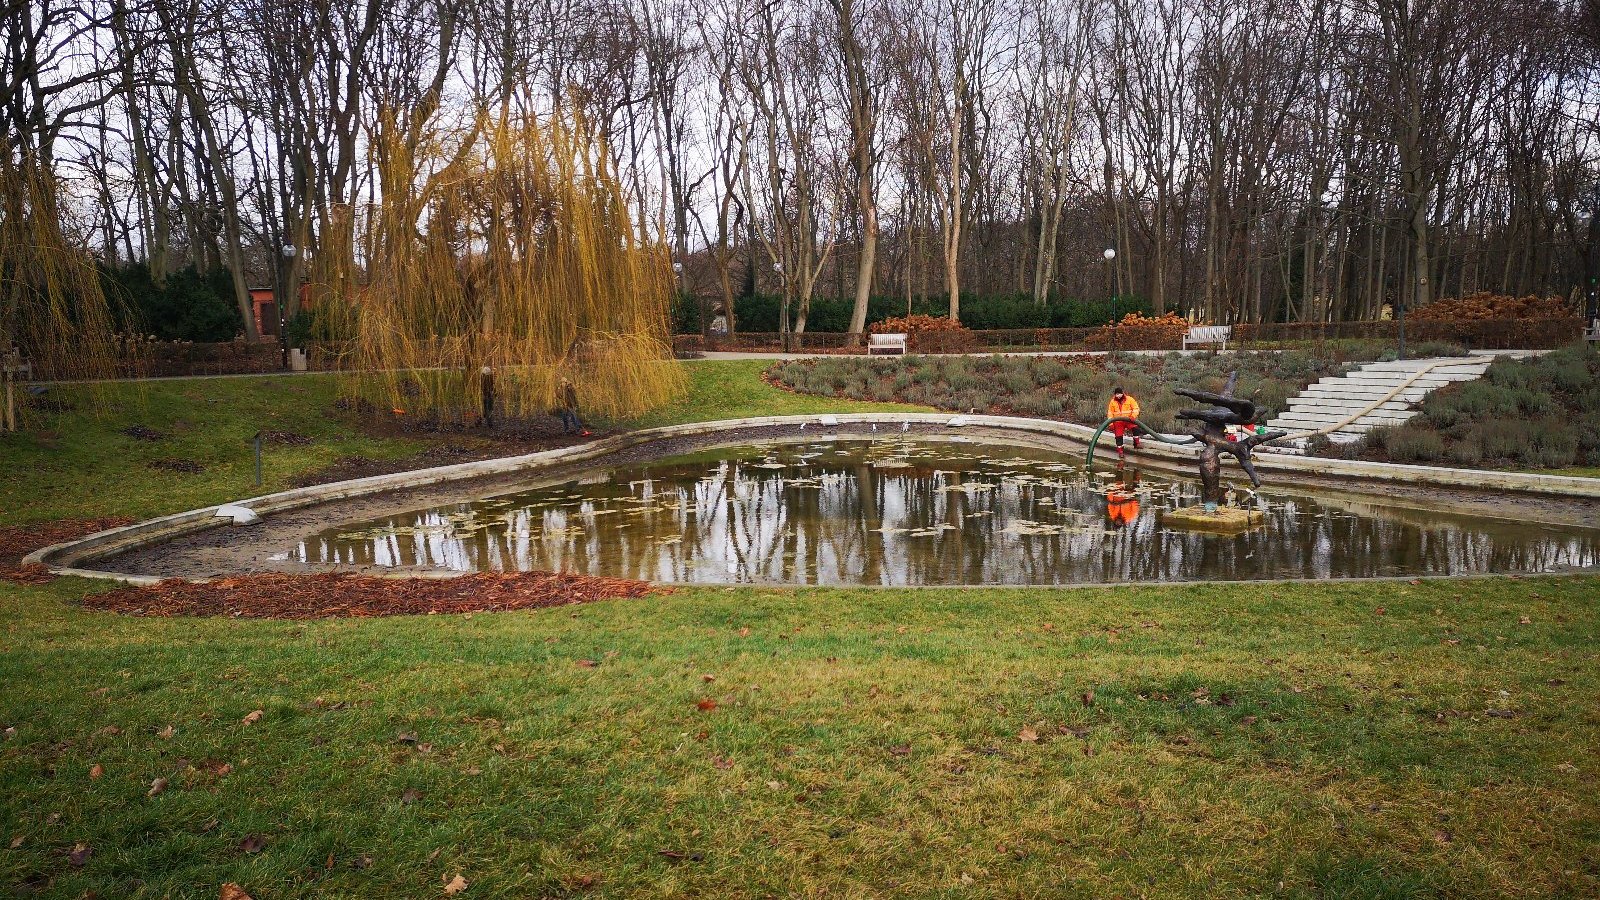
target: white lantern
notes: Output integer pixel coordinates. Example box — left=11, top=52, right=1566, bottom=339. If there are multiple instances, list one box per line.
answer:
left=281, top=245, right=297, bottom=258
left=1103, top=248, right=1116, bottom=261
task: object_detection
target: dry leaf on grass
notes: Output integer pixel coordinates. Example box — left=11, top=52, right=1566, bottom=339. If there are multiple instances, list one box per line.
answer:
left=443, top=873, right=469, bottom=894
left=148, top=777, right=168, bottom=797
left=89, top=764, right=103, bottom=779
left=1018, top=726, right=1040, bottom=743
left=696, top=699, right=717, bottom=712
left=241, top=710, right=263, bottom=725
left=219, top=884, right=254, bottom=900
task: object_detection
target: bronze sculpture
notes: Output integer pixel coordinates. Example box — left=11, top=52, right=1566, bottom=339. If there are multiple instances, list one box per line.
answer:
left=1174, top=371, right=1285, bottom=511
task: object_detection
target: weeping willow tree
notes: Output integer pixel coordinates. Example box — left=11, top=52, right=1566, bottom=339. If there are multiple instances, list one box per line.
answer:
left=0, top=141, right=121, bottom=430
left=331, top=110, right=686, bottom=424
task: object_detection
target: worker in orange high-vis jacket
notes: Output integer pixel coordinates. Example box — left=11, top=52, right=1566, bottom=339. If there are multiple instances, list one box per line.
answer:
left=1105, top=386, right=1142, bottom=457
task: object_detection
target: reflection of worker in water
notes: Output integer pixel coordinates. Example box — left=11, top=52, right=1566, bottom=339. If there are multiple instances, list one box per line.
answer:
left=1105, top=485, right=1140, bottom=527
left=1106, top=386, right=1142, bottom=458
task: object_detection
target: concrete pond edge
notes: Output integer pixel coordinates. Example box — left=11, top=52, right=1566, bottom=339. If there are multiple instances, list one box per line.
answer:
left=26, top=411, right=1600, bottom=585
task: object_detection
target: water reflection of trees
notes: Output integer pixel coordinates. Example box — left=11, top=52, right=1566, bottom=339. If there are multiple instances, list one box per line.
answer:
left=296, top=441, right=1600, bottom=585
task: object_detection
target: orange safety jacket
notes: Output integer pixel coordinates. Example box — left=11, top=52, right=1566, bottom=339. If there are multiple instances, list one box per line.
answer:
left=1106, top=394, right=1141, bottom=421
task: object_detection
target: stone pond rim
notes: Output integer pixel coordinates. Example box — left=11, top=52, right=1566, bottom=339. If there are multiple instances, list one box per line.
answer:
left=26, top=412, right=1600, bottom=585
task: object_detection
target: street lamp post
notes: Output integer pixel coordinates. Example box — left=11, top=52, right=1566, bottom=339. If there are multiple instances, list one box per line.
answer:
left=1103, top=248, right=1117, bottom=321
left=280, top=244, right=297, bottom=369
left=1588, top=185, right=1600, bottom=336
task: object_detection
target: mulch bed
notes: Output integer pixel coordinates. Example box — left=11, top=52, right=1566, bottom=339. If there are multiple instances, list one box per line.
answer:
left=0, top=517, right=137, bottom=584
left=80, top=571, right=657, bottom=618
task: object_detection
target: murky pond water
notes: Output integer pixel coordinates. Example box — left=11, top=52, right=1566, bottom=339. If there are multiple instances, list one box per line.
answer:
left=291, top=439, right=1600, bottom=584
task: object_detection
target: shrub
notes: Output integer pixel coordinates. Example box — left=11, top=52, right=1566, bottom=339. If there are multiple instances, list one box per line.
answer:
left=1447, top=441, right=1484, bottom=467
left=1363, top=425, right=1398, bottom=452
left=1011, top=390, right=1064, bottom=417
left=871, top=314, right=975, bottom=353
left=1408, top=340, right=1471, bottom=358
left=1410, top=292, right=1574, bottom=321
left=1383, top=429, right=1446, bottom=462
left=1530, top=427, right=1579, bottom=468
left=1083, top=312, right=1193, bottom=351
left=999, top=370, right=1034, bottom=395
left=104, top=262, right=244, bottom=342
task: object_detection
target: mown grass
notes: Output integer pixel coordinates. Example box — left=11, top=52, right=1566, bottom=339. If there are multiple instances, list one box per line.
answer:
left=3, top=575, right=1597, bottom=898
left=2, top=361, right=1597, bottom=897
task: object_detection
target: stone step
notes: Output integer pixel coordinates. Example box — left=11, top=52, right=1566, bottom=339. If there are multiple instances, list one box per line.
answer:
left=1273, top=409, right=1418, bottom=427
left=1267, top=413, right=1420, bottom=429
left=1300, top=381, right=1432, bottom=395
left=1359, top=361, right=1489, bottom=374
left=1266, top=354, right=1507, bottom=442
left=1267, top=417, right=1398, bottom=435
left=1284, top=398, right=1420, bottom=415
left=1345, top=370, right=1480, bottom=383
left=1296, top=391, right=1430, bottom=406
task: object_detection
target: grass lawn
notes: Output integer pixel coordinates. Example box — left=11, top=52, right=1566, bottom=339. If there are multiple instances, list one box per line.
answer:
left=2, top=362, right=1597, bottom=898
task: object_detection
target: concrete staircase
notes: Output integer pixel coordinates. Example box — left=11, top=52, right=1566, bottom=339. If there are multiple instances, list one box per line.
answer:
left=1266, top=354, right=1509, bottom=446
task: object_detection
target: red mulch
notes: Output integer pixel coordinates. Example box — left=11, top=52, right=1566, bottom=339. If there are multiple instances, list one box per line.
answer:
left=81, top=571, right=657, bottom=618
left=0, top=518, right=137, bottom=583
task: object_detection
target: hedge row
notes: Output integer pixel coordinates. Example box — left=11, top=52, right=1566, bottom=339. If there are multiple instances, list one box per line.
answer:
left=672, top=293, right=1153, bottom=334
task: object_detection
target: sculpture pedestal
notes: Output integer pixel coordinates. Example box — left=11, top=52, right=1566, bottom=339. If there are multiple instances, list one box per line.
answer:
left=1161, top=505, right=1263, bottom=533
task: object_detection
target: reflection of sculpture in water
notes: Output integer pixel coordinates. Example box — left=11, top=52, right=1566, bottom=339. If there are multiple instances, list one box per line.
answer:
left=1174, top=371, right=1286, bottom=511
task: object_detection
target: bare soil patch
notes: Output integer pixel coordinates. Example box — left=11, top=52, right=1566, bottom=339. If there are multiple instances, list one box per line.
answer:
left=81, top=571, right=655, bottom=618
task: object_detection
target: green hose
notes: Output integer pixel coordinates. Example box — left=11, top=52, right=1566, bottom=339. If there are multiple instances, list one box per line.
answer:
left=1084, top=417, right=1198, bottom=469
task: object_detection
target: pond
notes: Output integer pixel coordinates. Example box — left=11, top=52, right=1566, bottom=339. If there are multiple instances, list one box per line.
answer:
left=290, top=438, right=1600, bottom=585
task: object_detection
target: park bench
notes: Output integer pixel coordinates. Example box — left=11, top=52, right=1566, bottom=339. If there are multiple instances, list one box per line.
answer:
left=1182, top=324, right=1232, bottom=351
left=868, top=332, right=908, bottom=355
left=1586, top=320, right=1599, bottom=343
left=2, top=348, right=31, bottom=380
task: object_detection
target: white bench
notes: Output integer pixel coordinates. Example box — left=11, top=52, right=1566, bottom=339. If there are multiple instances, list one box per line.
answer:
left=1586, top=320, right=1599, bottom=343
left=868, top=332, right=908, bottom=355
left=2, top=350, right=31, bottom=380
left=1182, top=324, right=1232, bottom=351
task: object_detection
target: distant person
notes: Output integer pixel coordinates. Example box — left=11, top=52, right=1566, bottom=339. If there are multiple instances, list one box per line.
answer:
left=1105, top=386, right=1142, bottom=458
left=557, top=377, right=590, bottom=436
